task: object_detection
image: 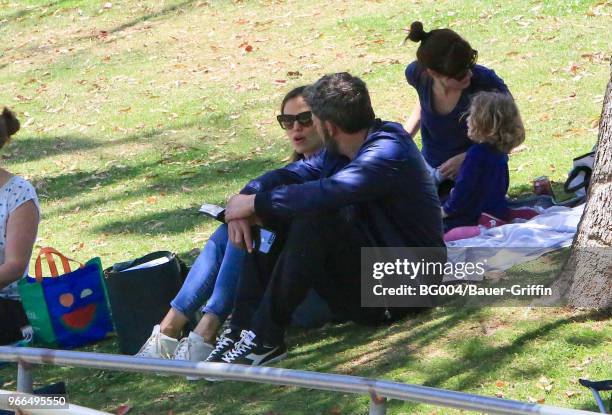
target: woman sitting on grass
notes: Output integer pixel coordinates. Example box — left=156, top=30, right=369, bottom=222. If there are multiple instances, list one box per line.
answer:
left=136, top=86, right=326, bottom=367
left=442, top=91, right=525, bottom=231
left=404, top=21, right=512, bottom=188
left=0, top=108, right=41, bottom=346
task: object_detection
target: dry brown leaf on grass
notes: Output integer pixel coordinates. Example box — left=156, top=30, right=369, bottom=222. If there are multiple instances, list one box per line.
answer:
left=238, top=42, right=253, bottom=52
left=15, top=94, right=34, bottom=102
left=510, top=144, right=528, bottom=154
left=566, top=63, right=582, bottom=75
left=565, top=390, right=577, bottom=398
left=538, top=113, right=551, bottom=121
left=70, top=242, right=84, bottom=252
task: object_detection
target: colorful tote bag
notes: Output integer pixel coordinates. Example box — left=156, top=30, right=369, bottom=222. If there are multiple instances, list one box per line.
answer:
left=18, top=247, right=113, bottom=349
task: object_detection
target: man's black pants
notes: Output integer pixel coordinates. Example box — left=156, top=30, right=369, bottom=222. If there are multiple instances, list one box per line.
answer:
left=231, top=213, right=390, bottom=346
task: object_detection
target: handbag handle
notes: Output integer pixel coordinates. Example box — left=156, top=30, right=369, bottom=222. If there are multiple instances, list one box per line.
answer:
left=34, top=247, right=84, bottom=282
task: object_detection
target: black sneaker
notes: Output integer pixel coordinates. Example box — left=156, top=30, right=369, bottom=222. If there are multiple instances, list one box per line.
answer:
left=221, top=330, right=287, bottom=366
left=205, top=328, right=242, bottom=363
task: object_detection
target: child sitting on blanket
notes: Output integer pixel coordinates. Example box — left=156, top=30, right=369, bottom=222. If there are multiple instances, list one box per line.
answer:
left=442, top=91, right=525, bottom=232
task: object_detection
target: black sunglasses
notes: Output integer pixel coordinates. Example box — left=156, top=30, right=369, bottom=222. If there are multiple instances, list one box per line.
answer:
left=451, top=49, right=478, bottom=81
left=277, top=111, right=313, bottom=130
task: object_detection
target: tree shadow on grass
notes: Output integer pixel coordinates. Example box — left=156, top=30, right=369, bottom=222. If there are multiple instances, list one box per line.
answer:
left=95, top=206, right=203, bottom=236
left=107, top=0, right=200, bottom=36
left=13, top=0, right=202, bottom=61
left=1, top=308, right=607, bottom=414
left=417, top=312, right=599, bottom=389
left=5, top=135, right=105, bottom=164
left=6, top=120, right=203, bottom=164
left=37, top=154, right=274, bottom=206
left=0, top=1, right=64, bottom=23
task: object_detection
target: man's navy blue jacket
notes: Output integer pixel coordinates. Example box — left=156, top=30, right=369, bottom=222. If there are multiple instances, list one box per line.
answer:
left=241, top=120, right=444, bottom=248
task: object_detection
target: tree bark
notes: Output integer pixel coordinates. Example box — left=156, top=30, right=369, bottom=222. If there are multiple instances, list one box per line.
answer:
left=556, top=59, right=612, bottom=308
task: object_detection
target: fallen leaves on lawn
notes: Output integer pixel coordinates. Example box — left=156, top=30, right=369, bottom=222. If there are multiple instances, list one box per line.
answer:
left=494, top=380, right=507, bottom=388
left=510, top=144, right=528, bottom=154
left=70, top=242, right=84, bottom=252
left=238, top=42, right=253, bottom=52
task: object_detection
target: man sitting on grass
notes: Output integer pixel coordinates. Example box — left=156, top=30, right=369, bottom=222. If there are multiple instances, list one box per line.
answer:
left=207, top=72, right=445, bottom=366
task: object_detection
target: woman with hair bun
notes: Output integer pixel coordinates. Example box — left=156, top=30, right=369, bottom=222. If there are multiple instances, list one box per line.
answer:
left=404, top=21, right=512, bottom=185
left=0, top=107, right=40, bottom=345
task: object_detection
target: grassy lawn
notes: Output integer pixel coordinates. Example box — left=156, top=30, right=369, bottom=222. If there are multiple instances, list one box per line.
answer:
left=0, top=0, right=611, bottom=413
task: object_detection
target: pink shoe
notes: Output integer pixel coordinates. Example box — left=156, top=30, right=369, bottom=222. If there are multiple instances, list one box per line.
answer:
left=444, top=226, right=481, bottom=242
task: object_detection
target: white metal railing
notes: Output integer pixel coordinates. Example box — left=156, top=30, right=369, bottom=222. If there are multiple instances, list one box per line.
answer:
left=0, top=346, right=600, bottom=415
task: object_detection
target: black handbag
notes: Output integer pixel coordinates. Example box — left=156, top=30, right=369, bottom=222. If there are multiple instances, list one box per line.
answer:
left=104, top=251, right=188, bottom=354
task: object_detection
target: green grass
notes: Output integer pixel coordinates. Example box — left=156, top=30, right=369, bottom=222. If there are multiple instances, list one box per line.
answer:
left=1, top=0, right=611, bottom=413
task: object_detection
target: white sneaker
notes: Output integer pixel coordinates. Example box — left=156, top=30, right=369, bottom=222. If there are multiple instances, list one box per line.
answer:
left=173, top=331, right=213, bottom=381
left=135, top=325, right=179, bottom=359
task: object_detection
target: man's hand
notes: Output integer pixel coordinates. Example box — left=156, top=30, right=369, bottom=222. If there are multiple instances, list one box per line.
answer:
left=227, top=219, right=254, bottom=253
left=225, top=194, right=256, bottom=222
left=438, top=152, right=466, bottom=180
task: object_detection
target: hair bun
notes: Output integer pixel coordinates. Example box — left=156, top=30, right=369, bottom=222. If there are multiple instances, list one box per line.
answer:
left=407, top=21, right=428, bottom=43
left=1, top=107, right=20, bottom=137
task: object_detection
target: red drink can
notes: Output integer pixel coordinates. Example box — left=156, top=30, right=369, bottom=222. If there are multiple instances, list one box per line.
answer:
left=533, top=176, right=552, bottom=196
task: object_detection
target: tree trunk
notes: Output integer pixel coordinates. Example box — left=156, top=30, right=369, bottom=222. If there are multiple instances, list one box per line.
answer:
left=556, top=59, right=612, bottom=308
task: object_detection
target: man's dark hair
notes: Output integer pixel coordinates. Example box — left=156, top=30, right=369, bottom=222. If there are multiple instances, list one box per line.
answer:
left=304, top=72, right=375, bottom=133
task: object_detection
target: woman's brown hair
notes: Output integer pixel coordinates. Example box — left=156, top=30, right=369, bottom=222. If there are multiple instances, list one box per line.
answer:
left=281, top=85, right=309, bottom=162
left=467, top=92, right=525, bottom=153
left=406, top=21, right=478, bottom=78
left=0, top=108, right=20, bottom=149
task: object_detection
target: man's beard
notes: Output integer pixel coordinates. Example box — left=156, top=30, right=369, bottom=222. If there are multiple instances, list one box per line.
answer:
left=322, top=125, right=340, bottom=155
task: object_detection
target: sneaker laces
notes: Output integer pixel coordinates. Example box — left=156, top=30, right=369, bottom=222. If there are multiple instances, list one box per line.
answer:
left=20, top=326, right=34, bottom=343
left=223, top=330, right=256, bottom=362
left=210, top=330, right=233, bottom=353
left=173, top=337, right=191, bottom=360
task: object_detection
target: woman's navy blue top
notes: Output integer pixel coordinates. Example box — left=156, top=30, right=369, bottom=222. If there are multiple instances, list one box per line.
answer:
left=405, top=61, right=510, bottom=168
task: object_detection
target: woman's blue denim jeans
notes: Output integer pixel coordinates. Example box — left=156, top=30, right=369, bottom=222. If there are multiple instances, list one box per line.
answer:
left=170, top=223, right=334, bottom=328
left=170, top=224, right=244, bottom=321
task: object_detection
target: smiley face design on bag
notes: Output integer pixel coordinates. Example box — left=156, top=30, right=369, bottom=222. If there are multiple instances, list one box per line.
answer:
left=56, top=287, right=99, bottom=331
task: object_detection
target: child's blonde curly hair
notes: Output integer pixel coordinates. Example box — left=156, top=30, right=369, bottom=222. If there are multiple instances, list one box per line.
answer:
left=467, top=92, right=525, bottom=153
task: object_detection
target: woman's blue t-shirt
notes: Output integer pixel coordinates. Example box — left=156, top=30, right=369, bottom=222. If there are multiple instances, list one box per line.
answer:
left=405, top=61, right=510, bottom=168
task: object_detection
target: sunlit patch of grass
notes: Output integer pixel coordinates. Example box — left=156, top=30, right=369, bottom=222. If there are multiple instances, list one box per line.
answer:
left=0, top=0, right=610, bottom=413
